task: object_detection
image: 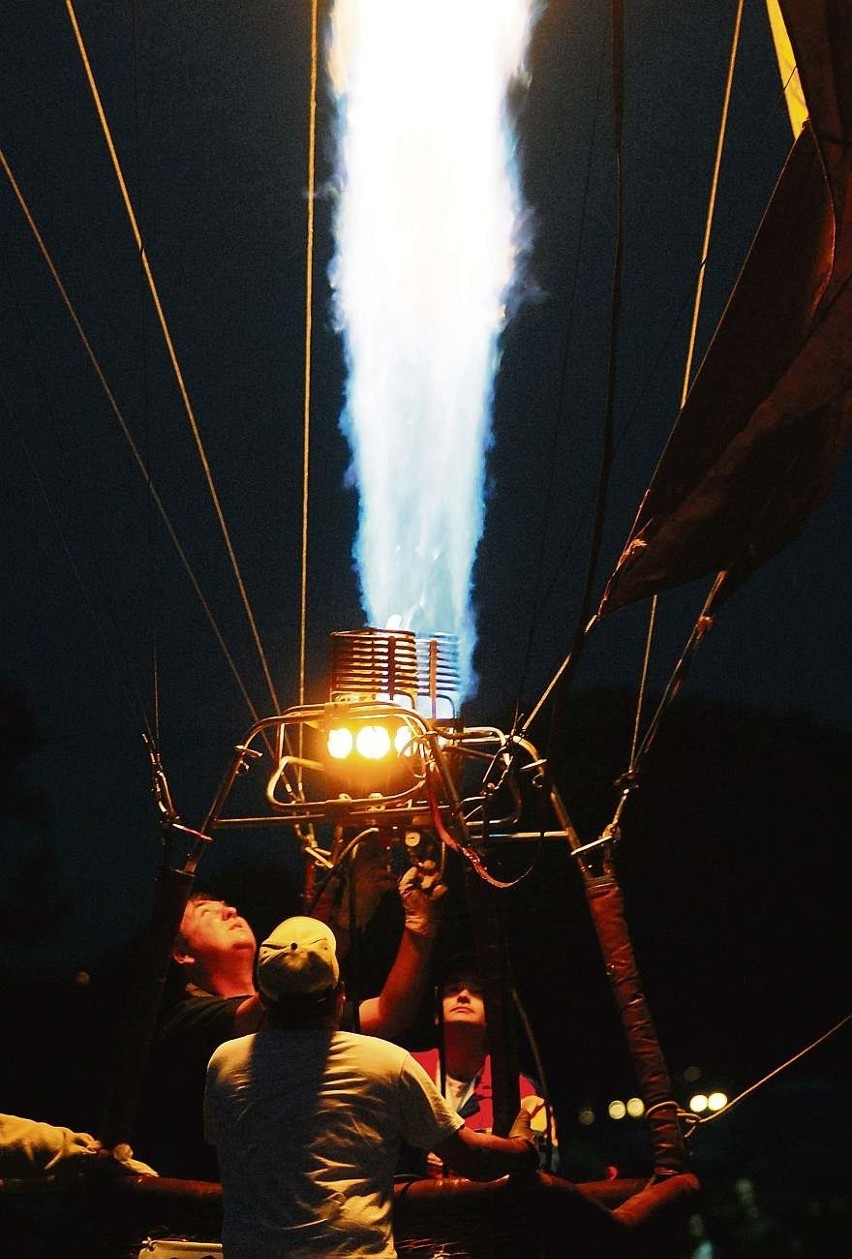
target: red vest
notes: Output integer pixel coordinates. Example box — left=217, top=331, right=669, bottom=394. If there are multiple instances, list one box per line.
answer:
left=412, top=1047, right=538, bottom=1133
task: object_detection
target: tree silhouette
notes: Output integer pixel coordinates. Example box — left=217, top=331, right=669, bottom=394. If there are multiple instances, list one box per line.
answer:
left=0, top=682, right=72, bottom=952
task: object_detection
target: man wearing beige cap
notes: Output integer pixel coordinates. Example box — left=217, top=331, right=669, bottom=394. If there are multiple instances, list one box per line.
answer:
left=137, top=856, right=444, bottom=1180
left=204, top=916, right=539, bottom=1258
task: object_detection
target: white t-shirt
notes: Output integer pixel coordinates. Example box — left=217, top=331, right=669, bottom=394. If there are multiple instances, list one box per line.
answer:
left=205, top=1026, right=464, bottom=1259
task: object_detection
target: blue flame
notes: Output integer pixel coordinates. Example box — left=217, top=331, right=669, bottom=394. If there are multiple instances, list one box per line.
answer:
left=326, top=0, right=537, bottom=701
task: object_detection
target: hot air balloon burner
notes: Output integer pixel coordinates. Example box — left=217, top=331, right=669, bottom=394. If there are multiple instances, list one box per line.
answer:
left=329, top=627, right=461, bottom=717
left=325, top=625, right=462, bottom=799
left=415, top=633, right=461, bottom=719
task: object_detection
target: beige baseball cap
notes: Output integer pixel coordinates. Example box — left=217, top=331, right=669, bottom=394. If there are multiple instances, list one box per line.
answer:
left=256, top=916, right=340, bottom=1001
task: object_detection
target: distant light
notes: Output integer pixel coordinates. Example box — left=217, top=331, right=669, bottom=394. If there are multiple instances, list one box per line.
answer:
left=682, top=1065, right=701, bottom=1083
left=626, top=1097, right=645, bottom=1118
left=689, top=1094, right=709, bottom=1113
left=355, top=725, right=392, bottom=759
left=608, top=1100, right=627, bottom=1120
left=707, top=1091, right=727, bottom=1112
left=578, top=1106, right=595, bottom=1127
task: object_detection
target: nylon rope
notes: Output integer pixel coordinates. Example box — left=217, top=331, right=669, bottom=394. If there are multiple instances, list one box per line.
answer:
left=627, top=0, right=745, bottom=777
left=696, top=1010, right=852, bottom=1130
left=65, top=0, right=280, bottom=715
left=0, top=150, right=264, bottom=730
left=300, top=0, right=320, bottom=708
left=628, top=593, right=656, bottom=766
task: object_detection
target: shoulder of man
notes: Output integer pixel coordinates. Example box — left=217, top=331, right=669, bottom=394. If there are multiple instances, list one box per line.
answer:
left=332, top=1029, right=431, bottom=1081
left=157, top=981, right=245, bottom=1042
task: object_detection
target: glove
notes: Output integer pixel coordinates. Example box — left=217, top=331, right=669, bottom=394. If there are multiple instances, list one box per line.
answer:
left=508, top=1107, right=540, bottom=1173
left=0, top=1116, right=158, bottom=1180
left=108, top=1143, right=159, bottom=1176
left=82, top=1143, right=158, bottom=1178
left=398, top=861, right=447, bottom=938
left=0, top=1115, right=100, bottom=1178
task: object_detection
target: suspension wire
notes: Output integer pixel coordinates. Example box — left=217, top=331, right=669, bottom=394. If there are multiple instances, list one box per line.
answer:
left=515, top=19, right=609, bottom=717
left=626, top=0, right=745, bottom=783
left=683, top=0, right=745, bottom=404
left=65, top=0, right=280, bottom=715
left=530, top=1, right=750, bottom=721
left=521, top=276, right=698, bottom=740
left=628, top=595, right=656, bottom=766
left=127, top=0, right=161, bottom=745
left=535, top=0, right=625, bottom=767
left=299, top=0, right=320, bottom=708
left=527, top=2, right=746, bottom=755
left=598, top=575, right=728, bottom=847
left=694, top=1010, right=852, bottom=1131
left=623, top=391, right=826, bottom=800
left=631, top=571, right=727, bottom=776
left=521, top=613, right=596, bottom=736
left=0, top=150, right=265, bottom=731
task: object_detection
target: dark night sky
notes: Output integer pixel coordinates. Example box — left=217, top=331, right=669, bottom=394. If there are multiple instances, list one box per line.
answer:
left=2, top=0, right=850, bottom=1187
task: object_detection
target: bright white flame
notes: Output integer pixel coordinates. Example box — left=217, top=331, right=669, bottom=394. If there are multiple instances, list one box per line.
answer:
left=327, top=0, right=537, bottom=699
left=327, top=727, right=354, bottom=759
left=355, top=724, right=393, bottom=759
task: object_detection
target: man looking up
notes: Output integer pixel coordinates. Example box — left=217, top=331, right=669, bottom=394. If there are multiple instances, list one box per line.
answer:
left=135, top=856, right=445, bottom=1180
left=204, top=916, right=540, bottom=1259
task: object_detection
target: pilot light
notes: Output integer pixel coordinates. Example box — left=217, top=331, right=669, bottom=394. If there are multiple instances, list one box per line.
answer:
left=325, top=719, right=419, bottom=763
left=320, top=703, right=429, bottom=801
left=355, top=724, right=392, bottom=759
left=327, top=727, right=355, bottom=759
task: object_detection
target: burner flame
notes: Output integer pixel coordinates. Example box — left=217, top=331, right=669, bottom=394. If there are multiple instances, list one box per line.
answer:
left=326, top=0, right=538, bottom=701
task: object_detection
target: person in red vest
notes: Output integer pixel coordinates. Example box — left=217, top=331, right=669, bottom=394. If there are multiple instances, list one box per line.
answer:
left=409, top=954, right=555, bottom=1176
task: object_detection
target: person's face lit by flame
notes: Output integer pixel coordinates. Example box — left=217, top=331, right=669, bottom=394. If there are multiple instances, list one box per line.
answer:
left=441, top=970, right=486, bottom=1028
left=174, top=897, right=256, bottom=970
